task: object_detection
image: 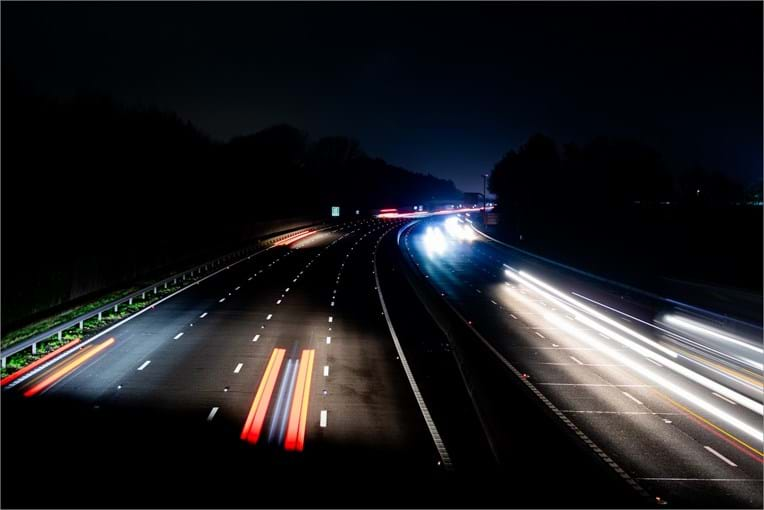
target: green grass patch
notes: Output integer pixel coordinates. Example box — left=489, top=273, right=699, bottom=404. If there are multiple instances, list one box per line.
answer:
left=0, top=276, right=205, bottom=378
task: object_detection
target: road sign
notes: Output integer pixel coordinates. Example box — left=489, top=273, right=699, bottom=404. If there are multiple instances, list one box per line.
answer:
left=331, top=206, right=340, bottom=217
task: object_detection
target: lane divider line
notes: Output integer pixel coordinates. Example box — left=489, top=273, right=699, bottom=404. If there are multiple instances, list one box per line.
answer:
left=137, top=360, right=151, bottom=371
left=207, top=407, right=219, bottom=422
left=704, top=445, right=738, bottom=467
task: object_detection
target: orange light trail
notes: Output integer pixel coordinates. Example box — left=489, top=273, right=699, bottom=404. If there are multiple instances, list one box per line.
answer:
left=1, top=338, right=81, bottom=387
left=241, top=348, right=285, bottom=444
left=284, top=349, right=315, bottom=452
left=275, top=230, right=316, bottom=247
left=23, top=338, right=115, bottom=397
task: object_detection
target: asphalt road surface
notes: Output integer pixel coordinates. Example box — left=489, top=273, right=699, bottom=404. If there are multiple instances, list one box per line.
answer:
left=401, top=215, right=763, bottom=509
left=2, top=218, right=450, bottom=508
left=3, top=214, right=761, bottom=508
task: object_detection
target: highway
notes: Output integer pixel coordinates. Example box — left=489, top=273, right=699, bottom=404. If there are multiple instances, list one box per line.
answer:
left=3, top=213, right=761, bottom=508
left=401, top=215, right=763, bottom=508
left=1, top=218, right=449, bottom=508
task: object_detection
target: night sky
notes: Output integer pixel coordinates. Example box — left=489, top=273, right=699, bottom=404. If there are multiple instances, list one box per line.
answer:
left=3, top=2, right=761, bottom=192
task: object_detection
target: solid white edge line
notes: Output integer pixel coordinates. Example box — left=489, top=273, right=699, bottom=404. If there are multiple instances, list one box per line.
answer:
left=373, top=227, right=453, bottom=470
left=5, top=243, right=277, bottom=389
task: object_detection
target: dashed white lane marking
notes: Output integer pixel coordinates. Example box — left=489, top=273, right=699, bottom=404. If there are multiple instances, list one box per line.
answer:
left=328, top=316, right=333, bottom=323
left=490, top=300, right=497, bottom=305
left=285, top=287, right=290, bottom=292
left=510, top=313, right=518, bottom=319
left=199, top=312, right=208, bottom=318
left=704, top=446, right=737, bottom=467
left=137, top=360, right=151, bottom=371
left=330, top=301, right=335, bottom=307
left=266, top=314, right=273, bottom=320
left=569, top=356, right=584, bottom=365
left=219, top=298, right=226, bottom=303
left=234, top=363, right=243, bottom=374
left=320, top=410, right=328, bottom=427
left=323, top=365, right=329, bottom=376
left=248, top=277, right=253, bottom=281
left=535, top=331, right=545, bottom=339
left=207, top=407, right=219, bottom=422
left=622, top=392, right=644, bottom=405
left=252, top=334, right=260, bottom=342
left=276, top=299, right=282, bottom=305
left=326, top=336, right=332, bottom=344
left=646, top=358, right=663, bottom=367
left=712, top=392, right=738, bottom=406
left=235, top=286, right=240, bottom=291
left=174, top=332, right=184, bottom=340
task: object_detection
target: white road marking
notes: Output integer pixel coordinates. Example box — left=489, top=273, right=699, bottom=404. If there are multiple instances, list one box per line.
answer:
left=137, top=360, right=151, bottom=371
left=704, top=446, right=737, bottom=467
left=535, top=331, right=545, bottom=339
left=252, top=334, right=260, bottom=342
left=323, top=365, right=329, bottom=376
left=235, top=286, right=240, bottom=291
left=646, top=358, right=663, bottom=367
left=276, top=299, right=282, bottom=305
left=266, top=314, right=273, bottom=320
left=622, top=392, right=644, bottom=405
left=234, top=363, right=243, bottom=374
left=320, top=410, right=328, bottom=427
left=326, top=336, right=332, bottom=344
left=569, top=356, right=584, bottom=365
left=199, top=312, right=208, bottom=318
left=328, top=316, right=333, bottom=323
left=712, top=392, right=738, bottom=405
left=174, top=332, right=184, bottom=340
left=219, top=298, right=225, bottom=303
left=510, top=313, right=518, bottom=319
left=207, top=407, right=219, bottom=422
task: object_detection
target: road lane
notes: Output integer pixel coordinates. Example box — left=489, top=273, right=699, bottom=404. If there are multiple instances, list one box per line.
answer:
left=402, top=216, right=763, bottom=508
left=2, top=218, right=447, bottom=508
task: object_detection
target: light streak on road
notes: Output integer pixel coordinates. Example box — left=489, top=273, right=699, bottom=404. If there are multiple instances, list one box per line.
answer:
left=23, top=338, right=116, bottom=397
left=285, top=349, right=315, bottom=452
left=503, top=271, right=763, bottom=442
left=1, top=338, right=81, bottom=387
left=241, top=348, right=286, bottom=444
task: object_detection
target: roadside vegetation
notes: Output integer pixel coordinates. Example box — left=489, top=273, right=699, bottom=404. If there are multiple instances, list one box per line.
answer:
left=0, top=278, right=198, bottom=378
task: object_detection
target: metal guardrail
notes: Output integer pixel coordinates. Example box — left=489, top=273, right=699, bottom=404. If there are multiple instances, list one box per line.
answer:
left=1, top=222, right=327, bottom=365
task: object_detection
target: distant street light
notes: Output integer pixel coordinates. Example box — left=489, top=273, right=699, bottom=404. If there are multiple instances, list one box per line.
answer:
left=482, top=174, right=489, bottom=224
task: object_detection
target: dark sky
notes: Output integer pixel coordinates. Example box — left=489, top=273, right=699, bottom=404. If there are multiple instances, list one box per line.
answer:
left=3, top=2, right=761, bottom=192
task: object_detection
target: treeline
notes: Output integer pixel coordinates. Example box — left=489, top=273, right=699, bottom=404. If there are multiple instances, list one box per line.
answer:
left=489, top=133, right=759, bottom=224
left=487, top=134, right=762, bottom=293
left=1, top=82, right=460, bottom=326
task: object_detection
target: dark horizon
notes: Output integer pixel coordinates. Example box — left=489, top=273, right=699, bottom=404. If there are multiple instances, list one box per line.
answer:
left=3, top=1, right=761, bottom=192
